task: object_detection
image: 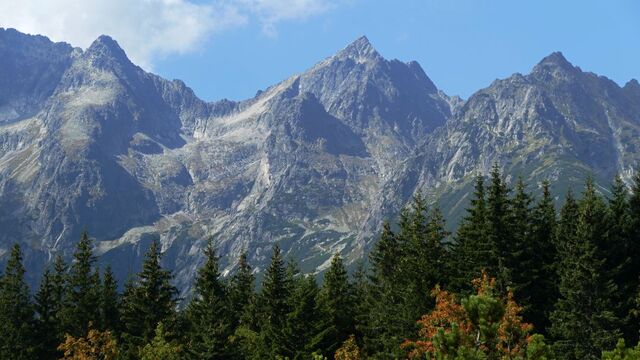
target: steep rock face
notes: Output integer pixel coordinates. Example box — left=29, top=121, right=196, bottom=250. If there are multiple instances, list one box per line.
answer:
left=0, top=30, right=451, bottom=291
left=1, top=29, right=640, bottom=293
left=386, top=52, right=640, bottom=227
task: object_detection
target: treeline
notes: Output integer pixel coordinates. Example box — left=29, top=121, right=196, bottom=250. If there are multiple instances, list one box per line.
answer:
left=0, top=165, right=639, bottom=359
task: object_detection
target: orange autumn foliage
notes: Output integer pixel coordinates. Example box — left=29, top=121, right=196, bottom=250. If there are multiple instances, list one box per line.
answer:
left=402, top=272, right=540, bottom=359
left=58, top=324, right=118, bottom=360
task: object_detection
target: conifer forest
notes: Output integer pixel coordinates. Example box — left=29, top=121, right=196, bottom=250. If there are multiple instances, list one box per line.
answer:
left=1, top=167, right=640, bottom=360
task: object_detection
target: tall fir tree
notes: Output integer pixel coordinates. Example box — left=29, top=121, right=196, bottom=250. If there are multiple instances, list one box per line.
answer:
left=628, top=171, right=640, bottom=342
left=362, top=222, right=406, bottom=359
left=528, top=180, right=558, bottom=334
left=607, top=174, right=639, bottom=343
left=63, top=230, right=101, bottom=337
left=35, top=256, right=70, bottom=360
left=283, top=274, right=322, bottom=358
left=99, top=266, right=120, bottom=332
left=485, top=163, right=512, bottom=290
left=120, top=240, right=178, bottom=357
left=0, top=244, right=36, bottom=359
left=451, top=174, right=491, bottom=292
left=550, top=179, right=621, bottom=359
left=315, top=254, right=356, bottom=356
left=186, top=238, right=233, bottom=359
left=229, top=251, right=256, bottom=330
left=507, top=178, right=536, bottom=319
left=258, top=243, right=291, bottom=358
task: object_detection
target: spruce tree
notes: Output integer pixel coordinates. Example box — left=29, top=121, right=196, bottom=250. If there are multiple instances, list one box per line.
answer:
left=186, top=239, right=233, bottom=359
left=362, top=222, right=405, bottom=358
left=608, top=174, right=639, bottom=342
left=485, top=163, right=512, bottom=290
left=229, top=251, right=256, bottom=330
left=259, top=243, right=291, bottom=358
left=628, top=171, right=640, bottom=341
left=451, top=174, right=490, bottom=292
left=120, top=240, right=178, bottom=355
left=528, top=180, right=558, bottom=334
left=507, top=178, right=535, bottom=318
left=550, top=179, right=621, bottom=359
left=100, top=266, right=120, bottom=332
left=0, top=244, right=36, bottom=359
left=35, top=257, right=69, bottom=360
left=283, top=274, right=321, bottom=358
left=315, top=254, right=356, bottom=356
left=64, top=230, right=101, bottom=337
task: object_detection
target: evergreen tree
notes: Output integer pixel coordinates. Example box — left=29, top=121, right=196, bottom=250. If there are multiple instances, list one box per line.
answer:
left=608, top=174, right=640, bottom=342
left=229, top=251, right=256, bottom=330
left=259, top=243, right=291, bottom=358
left=485, top=163, right=512, bottom=290
left=100, top=266, right=120, bottom=332
left=550, top=179, right=621, bottom=359
left=64, top=231, right=101, bottom=337
left=451, top=174, right=490, bottom=292
left=120, top=240, right=178, bottom=356
left=35, top=259, right=69, bottom=360
left=628, top=171, right=640, bottom=342
left=315, top=254, right=356, bottom=356
left=361, top=222, right=405, bottom=359
left=186, top=239, right=233, bottom=359
left=283, top=274, right=322, bottom=358
left=0, top=244, right=36, bottom=359
left=507, top=178, right=536, bottom=320
left=528, top=180, right=558, bottom=334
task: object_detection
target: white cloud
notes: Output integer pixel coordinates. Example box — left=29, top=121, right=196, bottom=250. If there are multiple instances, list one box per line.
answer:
left=0, top=0, right=342, bottom=69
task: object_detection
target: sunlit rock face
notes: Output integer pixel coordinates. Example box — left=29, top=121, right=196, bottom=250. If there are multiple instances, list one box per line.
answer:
left=1, top=28, right=639, bottom=295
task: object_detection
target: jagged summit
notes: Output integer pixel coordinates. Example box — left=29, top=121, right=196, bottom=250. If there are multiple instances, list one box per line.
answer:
left=532, top=51, right=577, bottom=74
left=335, top=35, right=381, bottom=61
left=84, top=34, right=131, bottom=67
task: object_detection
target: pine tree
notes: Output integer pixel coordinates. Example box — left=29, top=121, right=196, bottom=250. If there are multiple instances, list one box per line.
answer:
left=63, top=231, right=101, bottom=337
left=451, top=174, right=491, bottom=292
left=0, top=244, right=36, bottom=359
left=259, top=243, right=291, bottom=358
left=550, top=179, right=621, bottom=359
left=627, top=171, right=640, bottom=342
left=120, top=240, right=178, bottom=356
left=315, top=254, right=356, bottom=356
left=608, top=174, right=640, bottom=343
left=528, top=180, right=558, bottom=334
left=186, top=238, right=233, bottom=359
left=507, top=178, right=536, bottom=320
left=362, top=222, right=406, bottom=358
left=229, top=251, right=255, bottom=330
left=485, top=163, right=512, bottom=290
left=100, top=266, right=120, bottom=332
left=283, top=274, right=322, bottom=358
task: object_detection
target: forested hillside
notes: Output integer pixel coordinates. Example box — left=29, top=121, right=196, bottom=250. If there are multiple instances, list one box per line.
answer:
left=1, top=167, right=639, bottom=359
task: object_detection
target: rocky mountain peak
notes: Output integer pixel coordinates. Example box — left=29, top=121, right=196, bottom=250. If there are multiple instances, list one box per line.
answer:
left=624, top=79, right=640, bottom=99
left=84, top=35, right=132, bottom=68
left=531, top=51, right=579, bottom=79
left=335, top=35, right=381, bottom=62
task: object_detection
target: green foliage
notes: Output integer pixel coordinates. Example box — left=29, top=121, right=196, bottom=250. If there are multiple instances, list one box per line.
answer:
left=139, top=323, right=182, bottom=360
left=550, top=179, right=621, bottom=359
left=120, top=240, right=178, bottom=356
left=315, top=254, right=356, bottom=356
left=0, top=244, right=37, bottom=359
left=186, top=238, right=233, bottom=359
left=63, top=231, right=101, bottom=337
left=4, top=170, right=640, bottom=359
left=601, top=339, right=640, bottom=360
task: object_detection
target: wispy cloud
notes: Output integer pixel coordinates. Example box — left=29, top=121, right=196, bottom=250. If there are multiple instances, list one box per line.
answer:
left=0, top=0, right=344, bottom=69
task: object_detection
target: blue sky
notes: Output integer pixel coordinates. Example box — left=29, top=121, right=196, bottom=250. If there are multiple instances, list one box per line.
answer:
left=2, top=1, right=638, bottom=102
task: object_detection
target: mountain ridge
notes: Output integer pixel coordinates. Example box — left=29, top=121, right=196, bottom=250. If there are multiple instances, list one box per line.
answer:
left=0, top=28, right=638, bottom=293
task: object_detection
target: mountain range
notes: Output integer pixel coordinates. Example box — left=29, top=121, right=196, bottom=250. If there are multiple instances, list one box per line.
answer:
left=1, top=28, right=639, bottom=293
